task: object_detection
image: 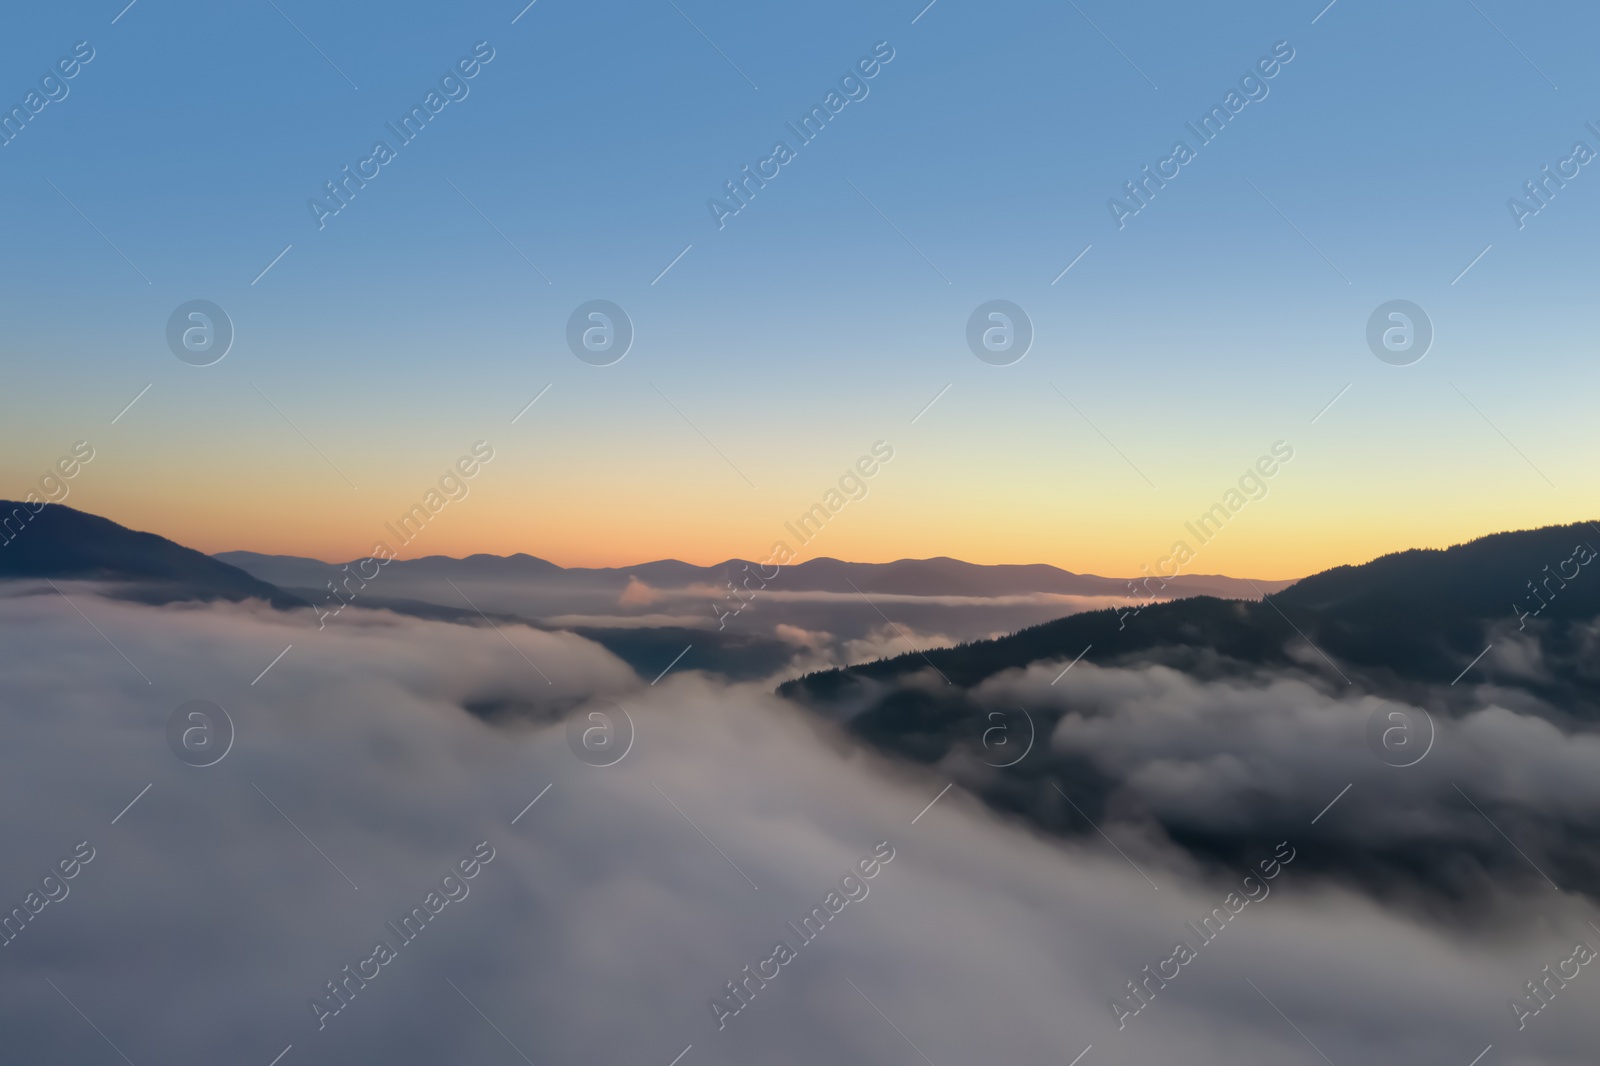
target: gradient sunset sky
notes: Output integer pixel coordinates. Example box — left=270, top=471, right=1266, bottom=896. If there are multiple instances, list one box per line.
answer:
left=3, top=0, right=1596, bottom=580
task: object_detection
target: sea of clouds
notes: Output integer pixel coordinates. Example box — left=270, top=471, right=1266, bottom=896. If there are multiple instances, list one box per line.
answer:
left=1, top=581, right=1596, bottom=1065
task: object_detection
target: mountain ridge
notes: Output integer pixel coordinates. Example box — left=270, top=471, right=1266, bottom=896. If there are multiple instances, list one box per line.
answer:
left=780, top=518, right=1600, bottom=710
left=0, top=501, right=302, bottom=607
left=214, top=548, right=1295, bottom=601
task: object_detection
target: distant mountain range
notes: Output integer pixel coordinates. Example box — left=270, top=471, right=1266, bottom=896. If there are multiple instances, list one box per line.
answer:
left=8, top=504, right=1287, bottom=605
left=15, top=506, right=1595, bottom=705
left=213, top=548, right=1289, bottom=602
left=1, top=503, right=1291, bottom=683
left=210, top=545, right=1298, bottom=674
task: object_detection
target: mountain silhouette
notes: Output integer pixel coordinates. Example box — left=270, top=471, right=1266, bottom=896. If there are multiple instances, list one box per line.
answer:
left=215, top=548, right=1292, bottom=602
left=0, top=502, right=302, bottom=607
left=781, top=520, right=1600, bottom=706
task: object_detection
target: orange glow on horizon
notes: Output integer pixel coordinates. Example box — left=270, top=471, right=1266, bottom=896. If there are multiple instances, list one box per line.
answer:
left=59, top=480, right=1598, bottom=586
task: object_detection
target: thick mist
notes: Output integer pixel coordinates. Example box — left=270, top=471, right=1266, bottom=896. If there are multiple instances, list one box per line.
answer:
left=0, top=582, right=1592, bottom=1065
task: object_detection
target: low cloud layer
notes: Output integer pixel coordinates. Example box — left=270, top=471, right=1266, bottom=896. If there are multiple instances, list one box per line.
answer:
left=0, top=583, right=1594, bottom=1065
left=959, top=655, right=1600, bottom=907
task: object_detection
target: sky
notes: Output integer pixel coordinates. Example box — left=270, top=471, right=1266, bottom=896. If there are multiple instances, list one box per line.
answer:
left=3, top=0, right=1598, bottom=579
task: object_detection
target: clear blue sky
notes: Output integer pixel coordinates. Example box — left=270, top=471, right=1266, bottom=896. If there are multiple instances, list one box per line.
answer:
left=2, top=0, right=1596, bottom=575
